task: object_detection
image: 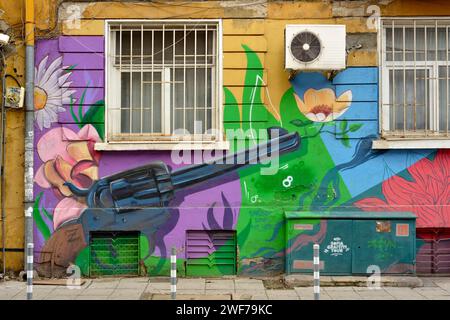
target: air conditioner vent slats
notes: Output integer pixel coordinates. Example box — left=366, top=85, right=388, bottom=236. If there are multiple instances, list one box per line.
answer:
left=290, top=31, right=322, bottom=63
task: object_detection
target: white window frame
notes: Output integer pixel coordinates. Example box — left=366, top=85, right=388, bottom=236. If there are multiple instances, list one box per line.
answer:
left=97, top=19, right=228, bottom=151
left=374, top=17, right=450, bottom=149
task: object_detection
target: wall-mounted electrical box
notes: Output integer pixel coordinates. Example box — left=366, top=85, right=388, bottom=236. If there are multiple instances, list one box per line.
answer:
left=285, top=211, right=416, bottom=275
left=5, top=86, right=25, bottom=109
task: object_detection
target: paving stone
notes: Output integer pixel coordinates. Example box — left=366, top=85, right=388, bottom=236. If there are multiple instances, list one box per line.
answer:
left=413, top=287, right=450, bottom=299
left=145, top=288, right=171, bottom=294
left=383, top=287, right=426, bottom=300
left=3, top=276, right=450, bottom=301
left=234, top=278, right=264, bottom=284
left=356, top=294, right=394, bottom=300
left=87, top=280, right=120, bottom=289
left=324, top=288, right=362, bottom=300
left=82, top=288, right=115, bottom=296
left=328, top=293, right=362, bottom=300
left=434, top=280, right=450, bottom=292
left=146, top=282, right=172, bottom=291
left=420, top=277, right=440, bottom=287
left=266, top=289, right=299, bottom=300
left=120, top=277, right=149, bottom=283
left=117, top=278, right=149, bottom=289
left=235, top=289, right=260, bottom=295
left=108, top=295, right=141, bottom=300
left=205, top=280, right=234, bottom=290
left=10, top=295, right=29, bottom=300
left=151, top=294, right=231, bottom=300
left=109, top=288, right=145, bottom=298
left=251, top=293, right=268, bottom=300
left=0, top=292, right=21, bottom=300
left=352, top=288, right=394, bottom=300
left=0, top=287, right=24, bottom=297
left=0, top=281, right=25, bottom=289
left=206, top=289, right=235, bottom=295
left=232, top=293, right=253, bottom=300
left=235, top=281, right=265, bottom=290
left=12, top=291, right=52, bottom=300
left=177, top=278, right=206, bottom=290
left=76, top=295, right=110, bottom=300
left=33, top=285, right=59, bottom=290
left=423, top=296, right=450, bottom=300
left=177, top=289, right=206, bottom=295
left=294, top=287, right=332, bottom=300
left=323, top=286, right=356, bottom=292
left=30, top=286, right=56, bottom=293
left=46, top=295, right=78, bottom=300
left=46, top=287, right=84, bottom=296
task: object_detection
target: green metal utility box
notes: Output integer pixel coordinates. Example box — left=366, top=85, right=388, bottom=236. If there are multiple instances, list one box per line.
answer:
left=285, top=211, right=416, bottom=275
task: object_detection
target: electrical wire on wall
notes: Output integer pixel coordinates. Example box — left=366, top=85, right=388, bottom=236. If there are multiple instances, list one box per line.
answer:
left=0, top=6, right=3, bottom=280
left=0, top=49, right=7, bottom=279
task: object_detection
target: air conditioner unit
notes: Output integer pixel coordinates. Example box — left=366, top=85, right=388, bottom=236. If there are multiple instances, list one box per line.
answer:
left=285, top=24, right=346, bottom=71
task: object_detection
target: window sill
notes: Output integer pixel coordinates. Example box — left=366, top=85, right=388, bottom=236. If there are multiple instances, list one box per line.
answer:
left=372, top=138, right=450, bottom=149
left=95, top=141, right=230, bottom=151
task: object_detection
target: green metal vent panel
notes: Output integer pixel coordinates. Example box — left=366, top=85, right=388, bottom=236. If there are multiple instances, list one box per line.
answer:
left=186, top=230, right=237, bottom=277
left=90, top=231, right=140, bottom=276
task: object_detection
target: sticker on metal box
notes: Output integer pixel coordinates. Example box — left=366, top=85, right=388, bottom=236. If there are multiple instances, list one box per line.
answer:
left=396, top=224, right=409, bottom=237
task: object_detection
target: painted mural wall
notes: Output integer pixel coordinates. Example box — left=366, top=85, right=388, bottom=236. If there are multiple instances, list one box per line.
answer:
left=31, top=33, right=450, bottom=277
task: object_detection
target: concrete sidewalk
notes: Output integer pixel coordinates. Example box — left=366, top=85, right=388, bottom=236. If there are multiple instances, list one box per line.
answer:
left=1, top=277, right=450, bottom=300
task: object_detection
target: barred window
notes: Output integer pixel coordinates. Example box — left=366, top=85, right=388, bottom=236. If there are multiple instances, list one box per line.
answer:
left=381, top=18, right=450, bottom=139
left=106, top=20, right=222, bottom=145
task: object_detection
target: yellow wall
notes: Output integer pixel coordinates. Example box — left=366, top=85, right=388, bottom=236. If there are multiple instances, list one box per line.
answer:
left=56, top=0, right=380, bottom=119
left=1, top=0, right=449, bottom=272
left=0, top=0, right=25, bottom=272
left=0, top=0, right=53, bottom=271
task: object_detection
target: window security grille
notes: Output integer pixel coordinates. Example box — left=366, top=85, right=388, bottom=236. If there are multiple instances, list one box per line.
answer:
left=381, top=18, right=450, bottom=138
left=106, top=21, right=220, bottom=142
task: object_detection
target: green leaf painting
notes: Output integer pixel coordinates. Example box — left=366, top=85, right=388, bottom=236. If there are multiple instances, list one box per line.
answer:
left=70, top=93, right=105, bottom=140
left=70, top=81, right=105, bottom=140
left=33, top=192, right=51, bottom=241
left=223, top=45, right=360, bottom=262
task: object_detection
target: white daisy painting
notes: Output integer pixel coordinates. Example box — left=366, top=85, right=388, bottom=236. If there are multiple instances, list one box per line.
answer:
left=34, top=56, right=76, bottom=130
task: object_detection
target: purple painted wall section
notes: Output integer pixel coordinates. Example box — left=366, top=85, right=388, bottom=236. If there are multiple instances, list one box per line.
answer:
left=62, top=53, right=105, bottom=70
left=59, top=36, right=105, bottom=53
left=66, top=70, right=104, bottom=88
left=33, top=36, right=242, bottom=275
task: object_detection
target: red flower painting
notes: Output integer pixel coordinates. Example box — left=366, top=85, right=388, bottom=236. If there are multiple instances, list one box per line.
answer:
left=355, top=150, right=450, bottom=228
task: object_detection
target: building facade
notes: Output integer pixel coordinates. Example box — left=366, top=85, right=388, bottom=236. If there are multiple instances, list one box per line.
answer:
left=2, top=0, right=450, bottom=277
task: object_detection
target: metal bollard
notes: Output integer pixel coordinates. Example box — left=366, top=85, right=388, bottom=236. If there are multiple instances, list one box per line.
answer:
left=27, top=243, right=33, bottom=300
left=171, top=247, right=176, bottom=300
left=313, top=244, right=320, bottom=300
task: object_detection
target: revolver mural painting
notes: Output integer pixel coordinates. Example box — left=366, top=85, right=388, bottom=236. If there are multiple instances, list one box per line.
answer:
left=36, top=128, right=300, bottom=277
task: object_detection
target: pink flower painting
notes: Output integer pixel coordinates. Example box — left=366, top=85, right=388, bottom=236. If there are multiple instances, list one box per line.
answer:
left=35, top=124, right=101, bottom=229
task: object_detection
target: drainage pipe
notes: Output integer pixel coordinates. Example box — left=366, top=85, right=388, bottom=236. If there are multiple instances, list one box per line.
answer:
left=24, top=0, right=35, bottom=300
left=1, top=51, right=6, bottom=279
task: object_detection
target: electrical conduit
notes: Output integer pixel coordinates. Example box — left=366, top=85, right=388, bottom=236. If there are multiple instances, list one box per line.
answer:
left=24, top=0, right=35, bottom=300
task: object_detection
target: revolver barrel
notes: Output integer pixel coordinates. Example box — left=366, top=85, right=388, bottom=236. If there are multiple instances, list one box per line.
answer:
left=66, top=127, right=300, bottom=212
